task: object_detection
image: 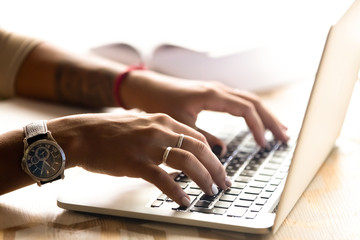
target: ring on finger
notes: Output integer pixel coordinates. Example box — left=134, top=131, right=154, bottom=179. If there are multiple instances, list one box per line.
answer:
left=176, top=134, right=185, bottom=148
left=162, top=146, right=172, bottom=165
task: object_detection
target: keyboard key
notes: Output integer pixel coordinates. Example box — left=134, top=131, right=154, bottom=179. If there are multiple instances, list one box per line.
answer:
left=233, top=154, right=248, bottom=162
left=234, top=200, right=253, bottom=208
left=275, top=173, right=287, bottom=179
left=214, top=201, right=232, bottom=209
left=219, top=194, right=237, bottom=202
left=178, top=182, right=189, bottom=189
left=270, top=179, right=282, bottom=186
left=191, top=207, right=226, bottom=215
left=254, top=176, right=271, bottom=182
left=231, top=182, right=247, bottom=189
left=235, top=176, right=251, bottom=183
left=227, top=207, right=247, bottom=217
left=265, top=185, right=277, bottom=192
left=200, top=193, right=219, bottom=202
left=260, top=192, right=272, bottom=199
left=245, top=212, right=257, bottom=219
left=194, top=200, right=212, bottom=208
left=250, top=205, right=262, bottom=212
left=269, top=158, right=283, bottom=164
left=255, top=198, right=267, bottom=206
left=225, top=188, right=241, bottom=196
left=245, top=163, right=261, bottom=171
left=151, top=200, right=163, bottom=207
left=175, top=173, right=192, bottom=182
left=258, top=169, right=276, bottom=176
left=240, top=170, right=257, bottom=177
left=172, top=196, right=197, bottom=211
left=249, top=181, right=266, bottom=189
left=162, top=201, right=181, bottom=210
left=226, top=169, right=238, bottom=176
left=264, top=163, right=280, bottom=170
left=185, top=188, right=202, bottom=196
left=239, top=194, right=257, bottom=201
left=157, top=194, right=167, bottom=201
left=244, top=187, right=262, bottom=195
left=190, top=183, right=201, bottom=189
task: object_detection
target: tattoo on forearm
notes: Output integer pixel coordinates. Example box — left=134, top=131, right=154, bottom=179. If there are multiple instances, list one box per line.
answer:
left=55, top=62, right=116, bottom=107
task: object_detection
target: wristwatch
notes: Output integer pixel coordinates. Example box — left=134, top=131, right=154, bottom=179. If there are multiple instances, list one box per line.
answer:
left=21, top=120, right=66, bottom=186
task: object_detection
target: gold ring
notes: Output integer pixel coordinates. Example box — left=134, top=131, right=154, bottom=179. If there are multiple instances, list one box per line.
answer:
left=162, top=147, right=172, bottom=165
left=176, top=134, right=184, bottom=148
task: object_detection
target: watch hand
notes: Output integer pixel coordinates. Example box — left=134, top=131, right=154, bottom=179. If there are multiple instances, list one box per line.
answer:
left=40, top=159, right=45, bottom=175
left=44, top=160, right=56, bottom=171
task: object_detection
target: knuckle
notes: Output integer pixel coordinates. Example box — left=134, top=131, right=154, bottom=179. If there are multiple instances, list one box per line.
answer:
left=181, top=151, right=195, bottom=165
left=196, top=141, right=208, bottom=155
left=139, top=124, right=162, bottom=139
left=198, top=133, right=208, bottom=144
left=242, top=102, right=256, bottom=116
left=200, top=83, right=219, bottom=98
left=250, top=95, right=262, bottom=108
left=153, top=113, right=172, bottom=124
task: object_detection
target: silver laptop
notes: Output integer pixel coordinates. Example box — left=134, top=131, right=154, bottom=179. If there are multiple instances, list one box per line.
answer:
left=57, top=1, right=360, bottom=234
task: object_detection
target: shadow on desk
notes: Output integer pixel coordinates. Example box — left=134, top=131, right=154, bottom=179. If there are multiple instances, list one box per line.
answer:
left=0, top=205, right=269, bottom=240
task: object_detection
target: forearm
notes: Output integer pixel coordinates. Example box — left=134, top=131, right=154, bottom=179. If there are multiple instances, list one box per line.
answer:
left=0, top=129, right=30, bottom=194
left=15, top=43, right=128, bottom=108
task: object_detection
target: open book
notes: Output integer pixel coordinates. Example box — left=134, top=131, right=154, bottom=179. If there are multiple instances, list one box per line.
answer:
left=91, top=41, right=320, bottom=92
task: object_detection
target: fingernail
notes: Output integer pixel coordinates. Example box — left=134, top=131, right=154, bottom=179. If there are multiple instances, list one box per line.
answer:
left=212, top=145, right=222, bottom=156
left=181, top=196, right=191, bottom=207
left=225, top=177, right=232, bottom=188
left=262, top=138, right=269, bottom=148
left=211, top=183, right=219, bottom=195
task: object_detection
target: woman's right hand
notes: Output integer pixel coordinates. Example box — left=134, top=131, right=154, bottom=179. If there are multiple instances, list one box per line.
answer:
left=47, top=112, right=231, bottom=207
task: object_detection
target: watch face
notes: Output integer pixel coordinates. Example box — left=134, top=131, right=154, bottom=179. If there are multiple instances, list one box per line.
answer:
left=24, top=140, right=65, bottom=181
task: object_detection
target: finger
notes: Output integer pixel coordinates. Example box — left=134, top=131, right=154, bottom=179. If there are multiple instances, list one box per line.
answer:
left=141, top=164, right=191, bottom=207
left=213, top=85, right=289, bottom=143
left=205, top=93, right=267, bottom=147
left=172, top=135, right=230, bottom=191
left=195, top=127, right=227, bottom=157
left=165, top=148, right=220, bottom=196
left=230, top=89, right=289, bottom=142
left=257, top=106, right=289, bottom=142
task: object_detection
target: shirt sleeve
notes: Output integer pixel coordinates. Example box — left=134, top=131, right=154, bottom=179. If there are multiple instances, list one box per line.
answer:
left=0, top=28, right=42, bottom=99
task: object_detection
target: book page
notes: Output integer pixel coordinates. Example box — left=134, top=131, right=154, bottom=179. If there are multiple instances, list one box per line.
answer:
left=151, top=44, right=320, bottom=92
left=91, top=43, right=143, bottom=66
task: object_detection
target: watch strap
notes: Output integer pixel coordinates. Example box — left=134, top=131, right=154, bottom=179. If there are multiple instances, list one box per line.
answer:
left=40, top=175, right=62, bottom=185
left=24, top=120, right=48, bottom=145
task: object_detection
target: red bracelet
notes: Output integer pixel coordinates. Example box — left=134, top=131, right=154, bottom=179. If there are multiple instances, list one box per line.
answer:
left=113, top=65, right=146, bottom=108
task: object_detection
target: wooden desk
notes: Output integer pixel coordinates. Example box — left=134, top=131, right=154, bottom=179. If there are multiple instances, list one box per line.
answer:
left=1, top=80, right=360, bottom=240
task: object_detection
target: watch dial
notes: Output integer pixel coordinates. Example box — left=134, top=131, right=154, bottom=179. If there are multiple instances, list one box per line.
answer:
left=25, top=141, right=65, bottom=179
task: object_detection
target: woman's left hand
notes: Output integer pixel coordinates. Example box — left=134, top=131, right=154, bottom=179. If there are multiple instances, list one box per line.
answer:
left=120, top=70, right=289, bottom=155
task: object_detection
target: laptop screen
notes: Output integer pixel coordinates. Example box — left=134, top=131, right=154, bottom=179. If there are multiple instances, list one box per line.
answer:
left=273, top=0, right=360, bottom=232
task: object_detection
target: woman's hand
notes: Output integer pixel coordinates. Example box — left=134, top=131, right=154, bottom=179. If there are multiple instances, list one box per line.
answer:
left=121, top=70, right=289, bottom=155
left=48, top=112, right=231, bottom=207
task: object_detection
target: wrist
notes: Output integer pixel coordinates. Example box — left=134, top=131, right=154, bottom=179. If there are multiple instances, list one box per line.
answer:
left=114, top=65, right=146, bottom=109
left=46, top=117, right=83, bottom=169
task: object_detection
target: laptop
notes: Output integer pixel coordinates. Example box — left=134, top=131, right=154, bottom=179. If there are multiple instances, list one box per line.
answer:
left=57, top=1, right=360, bottom=234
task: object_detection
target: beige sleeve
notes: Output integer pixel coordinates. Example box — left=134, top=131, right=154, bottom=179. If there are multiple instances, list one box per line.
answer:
left=0, top=28, right=42, bottom=99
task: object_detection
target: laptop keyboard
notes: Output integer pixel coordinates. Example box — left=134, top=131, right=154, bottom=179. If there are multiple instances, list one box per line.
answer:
left=150, top=130, right=294, bottom=219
